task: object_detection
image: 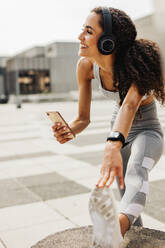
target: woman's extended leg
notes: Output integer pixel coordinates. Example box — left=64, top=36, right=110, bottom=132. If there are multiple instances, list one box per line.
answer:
left=119, top=130, right=164, bottom=227
left=117, top=142, right=143, bottom=227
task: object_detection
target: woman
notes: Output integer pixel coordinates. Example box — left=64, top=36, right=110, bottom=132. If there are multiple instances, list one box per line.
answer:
left=52, top=6, right=165, bottom=248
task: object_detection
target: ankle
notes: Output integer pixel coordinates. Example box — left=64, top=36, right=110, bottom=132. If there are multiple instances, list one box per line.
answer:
left=119, top=214, right=130, bottom=237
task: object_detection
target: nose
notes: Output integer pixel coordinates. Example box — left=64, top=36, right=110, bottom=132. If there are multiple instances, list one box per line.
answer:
left=78, top=30, right=84, bottom=41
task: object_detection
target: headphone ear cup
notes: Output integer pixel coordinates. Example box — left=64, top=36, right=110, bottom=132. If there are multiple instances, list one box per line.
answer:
left=98, top=33, right=115, bottom=55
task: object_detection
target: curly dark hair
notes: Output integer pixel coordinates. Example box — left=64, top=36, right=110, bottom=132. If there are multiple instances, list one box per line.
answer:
left=91, top=7, right=165, bottom=106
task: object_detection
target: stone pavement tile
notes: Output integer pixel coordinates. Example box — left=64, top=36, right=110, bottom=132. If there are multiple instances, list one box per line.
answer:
left=0, top=218, right=75, bottom=248
left=0, top=125, right=38, bottom=134
left=0, top=122, right=31, bottom=127
left=45, top=161, right=88, bottom=173
left=43, top=156, right=100, bottom=180
left=85, top=121, right=109, bottom=129
left=0, top=154, right=70, bottom=170
left=90, top=114, right=114, bottom=122
left=28, top=181, right=90, bottom=201
left=0, top=154, right=57, bottom=170
left=68, top=150, right=104, bottom=166
left=18, top=172, right=70, bottom=186
left=46, top=193, right=90, bottom=218
left=0, top=154, right=89, bottom=178
left=150, top=168, right=165, bottom=181
left=81, top=128, right=109, bottom=136
left=0, top=124, right=39, bottom=134
left=52, top=162, right=101, bottom=189
left=0, top=136, right=40, bottom=143
left=69, top=213, right=92, bottom=227
left=141, top=212, right=165, bottom=231
left=0, top=162, right=53, bottom=179
left=75, top=179, right=121, bottom=204
left=47, top=191, right=120, bottom=221
left=0, top=127, right=40, bottom=142
left=0, top=178, right=41, bottom=208
left=155, top=155, right=165, bottom=170
left=37, top=138, right=78, bottom=154
left=70, top=133, right=108, bottom=147
left=39, top=138, right=105, bottom=155
left=43, top=155, right=90, bottom=172
left=0, top=201, right=64, bottom=232
left=56, top=164, right=99, bottom=181
left=76, top=176, right=99, bottom=190
left=151, top=178, right=165, bottom=190
left=0, top=149, right=12, bottom=158
left=0, top=151, right=55, bottom=162
left=17, top=172, right=90, bottom=201
left=144, top=183, right=165, bottom=223
left=147, top=183, right=165, bottom=204
left=0, top=171, right=11, bottom=180
left=0, top=139, right=51, bottom=158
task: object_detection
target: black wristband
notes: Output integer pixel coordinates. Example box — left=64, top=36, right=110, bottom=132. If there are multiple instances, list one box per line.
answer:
left=106, top=131, right=125, bottom=147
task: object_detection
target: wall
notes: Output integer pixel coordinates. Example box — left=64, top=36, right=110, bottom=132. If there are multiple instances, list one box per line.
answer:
left=135, top=14, right=165, bottom=58
left=50, top=56, right=79, bottom=93
left=153, top=0, right=165, bottom=69
left=15, top=47, right=45, bottom=58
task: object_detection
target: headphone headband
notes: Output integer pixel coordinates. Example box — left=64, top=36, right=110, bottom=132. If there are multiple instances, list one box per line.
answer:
left=102, top=8, right=112, bottom=35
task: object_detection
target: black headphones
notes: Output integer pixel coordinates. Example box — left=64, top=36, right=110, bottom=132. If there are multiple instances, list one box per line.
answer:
left=97, top=7, right=116, bottom=55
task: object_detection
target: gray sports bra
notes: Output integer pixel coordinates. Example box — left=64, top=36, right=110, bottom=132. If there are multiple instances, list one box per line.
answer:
left=93, top=62, right=148, bottom=102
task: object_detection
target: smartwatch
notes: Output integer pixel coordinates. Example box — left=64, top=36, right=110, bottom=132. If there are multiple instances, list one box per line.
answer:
left=106, top=131, right=125, bottom=147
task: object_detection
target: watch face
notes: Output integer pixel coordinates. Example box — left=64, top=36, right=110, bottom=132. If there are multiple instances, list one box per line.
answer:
left=111, top=132, right=119, bottom=138
left=107, top=131, right=125, bottom=146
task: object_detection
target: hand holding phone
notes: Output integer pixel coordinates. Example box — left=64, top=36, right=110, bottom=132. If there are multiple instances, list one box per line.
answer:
left=46, top=111, right=75, bottom=141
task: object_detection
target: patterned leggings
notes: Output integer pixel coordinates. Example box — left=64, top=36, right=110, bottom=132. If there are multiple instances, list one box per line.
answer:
left=111, top=101, right=164, bottom=226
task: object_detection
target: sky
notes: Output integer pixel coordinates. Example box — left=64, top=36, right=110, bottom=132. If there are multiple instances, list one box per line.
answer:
left=0, top=0, right=154, bottom=56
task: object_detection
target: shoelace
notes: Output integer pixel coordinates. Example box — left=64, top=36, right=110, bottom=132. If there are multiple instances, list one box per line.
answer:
left=90, top=189, right=115, bottom=220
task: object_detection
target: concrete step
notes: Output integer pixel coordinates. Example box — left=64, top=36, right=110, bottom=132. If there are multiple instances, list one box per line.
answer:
left=31, top=225, right=165, bottom=248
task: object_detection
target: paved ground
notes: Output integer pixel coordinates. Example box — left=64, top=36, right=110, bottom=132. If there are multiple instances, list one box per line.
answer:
left=0, top=99, right=165, bottom=248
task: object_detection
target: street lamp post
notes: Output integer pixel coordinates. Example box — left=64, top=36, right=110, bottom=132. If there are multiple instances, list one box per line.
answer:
left=15, top=63, right=21, bottom=109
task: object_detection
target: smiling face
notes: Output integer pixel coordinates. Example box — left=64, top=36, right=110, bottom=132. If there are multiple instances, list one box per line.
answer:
left=78, top=12, right=103, bottom=59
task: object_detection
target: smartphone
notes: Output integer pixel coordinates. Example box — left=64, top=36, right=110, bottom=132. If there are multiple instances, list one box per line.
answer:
left=46, top=111, right=75, bottom=139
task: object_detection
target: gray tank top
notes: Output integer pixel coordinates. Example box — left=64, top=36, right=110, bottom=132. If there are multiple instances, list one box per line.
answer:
left=93, top=62, right=148, bottom=102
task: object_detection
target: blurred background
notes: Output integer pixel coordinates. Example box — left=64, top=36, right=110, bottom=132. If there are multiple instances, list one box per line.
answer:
left=0, top=0, right=164, bottom=105
left=0, top=1, right=164, bottom=248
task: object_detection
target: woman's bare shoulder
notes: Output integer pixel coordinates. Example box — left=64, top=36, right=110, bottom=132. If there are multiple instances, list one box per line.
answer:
left=77, top=57, right=94, bottom=80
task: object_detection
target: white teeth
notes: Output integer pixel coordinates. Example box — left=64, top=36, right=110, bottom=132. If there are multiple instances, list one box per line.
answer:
left=80, top=44, right=88, bottom=48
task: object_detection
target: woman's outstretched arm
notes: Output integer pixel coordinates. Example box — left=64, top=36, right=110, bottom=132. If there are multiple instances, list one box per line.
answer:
left=97, top=84, right=144, bottom=188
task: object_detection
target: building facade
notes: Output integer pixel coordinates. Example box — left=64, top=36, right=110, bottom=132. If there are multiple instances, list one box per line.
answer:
left=4, top=43, right=80, bottom=96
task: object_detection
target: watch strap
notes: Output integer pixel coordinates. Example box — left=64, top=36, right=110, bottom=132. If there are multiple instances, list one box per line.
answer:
left=106, top=132, right=125, bottom=147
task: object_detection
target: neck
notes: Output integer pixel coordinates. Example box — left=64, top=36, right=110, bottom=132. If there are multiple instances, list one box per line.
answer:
left=94, top=53, right=114, bottom=74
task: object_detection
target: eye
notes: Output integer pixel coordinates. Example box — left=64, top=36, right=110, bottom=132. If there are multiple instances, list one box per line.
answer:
left=81, top=28, right=92, bottom=35
left=87, top=30, right=92, bottom=34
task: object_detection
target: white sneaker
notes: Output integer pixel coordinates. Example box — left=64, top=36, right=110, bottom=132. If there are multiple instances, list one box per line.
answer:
left=89, top=186, right=123, bottom=248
